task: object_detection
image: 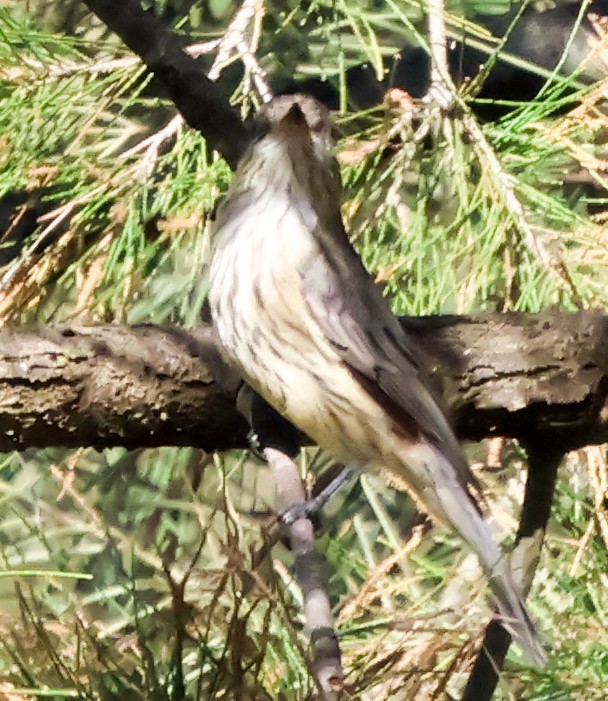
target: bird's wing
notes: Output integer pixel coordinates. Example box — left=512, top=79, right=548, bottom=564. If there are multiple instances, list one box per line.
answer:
left=300, top=216, right=477, bottom=494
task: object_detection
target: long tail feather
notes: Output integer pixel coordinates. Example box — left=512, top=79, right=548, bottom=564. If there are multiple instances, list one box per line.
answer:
left=411, top=444, right=547, bottom=667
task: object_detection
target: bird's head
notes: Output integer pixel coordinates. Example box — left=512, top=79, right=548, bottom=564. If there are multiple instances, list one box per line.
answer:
left=253, top=94, right=337, bottom=171
left=225, top=94, right=342, bottom=220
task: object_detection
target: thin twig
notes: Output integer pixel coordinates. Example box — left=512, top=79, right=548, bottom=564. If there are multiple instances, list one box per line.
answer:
left=426, top=0, right=452, bottom=109
left=122, top=0, right=270, bottom=178
left=120, top=113, right=184, bottom=175
left=422, top=0, right=583, bottom=305
left=48, top=40, right=224, bottom=78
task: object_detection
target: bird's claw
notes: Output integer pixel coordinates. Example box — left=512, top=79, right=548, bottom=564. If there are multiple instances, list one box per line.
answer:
left=246, top=429, right=267, bottom=462
left=278, top=467, right=355, bottom=525
left=279, top=499, right=318, bottom=525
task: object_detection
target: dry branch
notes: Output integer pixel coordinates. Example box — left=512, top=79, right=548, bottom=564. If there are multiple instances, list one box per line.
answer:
left=0, top=312, right=607, bottom=453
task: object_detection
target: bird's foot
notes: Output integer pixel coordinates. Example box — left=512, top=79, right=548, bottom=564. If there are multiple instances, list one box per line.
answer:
left=246, top=429, right=267, bottom=463
left=279, top=466, right=354, bottom=525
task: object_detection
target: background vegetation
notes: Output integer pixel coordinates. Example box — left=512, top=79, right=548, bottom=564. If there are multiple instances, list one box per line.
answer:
left=0, top=0, right=607, bottom=698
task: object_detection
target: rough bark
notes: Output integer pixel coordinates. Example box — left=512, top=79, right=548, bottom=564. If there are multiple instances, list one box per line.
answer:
left=0, top=324, right=247, bottom=452
left=0, top=311, right=607, bottom=453
left=406, top=311, right=608, bottom=450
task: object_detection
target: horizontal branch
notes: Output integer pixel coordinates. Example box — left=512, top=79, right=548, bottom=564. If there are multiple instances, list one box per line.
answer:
left=0, top=312, right=607, bottom=453
left=0, top=325, right=247, bottom=452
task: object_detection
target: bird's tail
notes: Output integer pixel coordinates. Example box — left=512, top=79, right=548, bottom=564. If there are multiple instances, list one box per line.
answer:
left=401, top=442, right=547, bottom=667
left=487, top=555, right=547, bottom=668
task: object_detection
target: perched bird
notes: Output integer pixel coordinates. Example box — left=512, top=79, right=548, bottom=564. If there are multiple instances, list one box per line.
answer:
left=209, top=93, right=546, bottom=666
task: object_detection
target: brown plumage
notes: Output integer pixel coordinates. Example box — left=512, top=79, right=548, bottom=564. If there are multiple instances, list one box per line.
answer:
left=209, top=93, right=546, bottom=666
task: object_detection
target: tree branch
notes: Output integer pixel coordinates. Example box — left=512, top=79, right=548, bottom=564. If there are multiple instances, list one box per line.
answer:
left=0, top=312, right=608, bottom=452
left=80, top=0, right=250, bottom=169
left=461, top=443, right=563, bottom=700
left=0, top=324, right=246, bottom=452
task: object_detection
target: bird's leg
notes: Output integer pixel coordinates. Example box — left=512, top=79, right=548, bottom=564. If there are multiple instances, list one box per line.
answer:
left=240, top=387, right=352, bottom=524
left=279, top=464, right=355, bottom=525
left=245, top=427, right=267, bottom=463
left=461, top=443, right=563, bottom=701
left=237, top=385, right=303, bottom=460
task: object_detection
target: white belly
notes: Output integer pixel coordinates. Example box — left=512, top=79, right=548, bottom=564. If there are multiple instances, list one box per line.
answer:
left=209, top=198, right=393, bottom=465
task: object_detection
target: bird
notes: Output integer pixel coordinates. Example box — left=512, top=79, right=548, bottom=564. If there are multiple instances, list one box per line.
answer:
left=208, top=93, right=547, bottom=667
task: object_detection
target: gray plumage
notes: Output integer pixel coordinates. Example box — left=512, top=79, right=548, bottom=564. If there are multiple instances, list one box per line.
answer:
left=209, top=93, right=546, bottom=666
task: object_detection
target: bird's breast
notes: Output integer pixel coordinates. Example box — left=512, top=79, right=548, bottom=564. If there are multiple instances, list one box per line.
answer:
left=210, top=194, right=317, bottom=322
left=210, top=191, right=319, bottom=390
left=208, top=187, right=396, bottom=467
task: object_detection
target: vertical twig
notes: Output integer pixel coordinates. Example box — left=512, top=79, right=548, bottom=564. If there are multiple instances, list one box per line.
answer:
left=426, top=0, right=451, bottom=107
left=240, top=389, right=344, bottom=699
left=423, top=0, right=582, bottom=304
left=427, top=0, right=447, bottom=76
left=264, top=447, right=343, bottom=700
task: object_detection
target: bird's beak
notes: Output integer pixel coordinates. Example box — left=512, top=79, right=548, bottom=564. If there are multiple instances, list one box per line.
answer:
left=272, top=102, right=311, bottom=136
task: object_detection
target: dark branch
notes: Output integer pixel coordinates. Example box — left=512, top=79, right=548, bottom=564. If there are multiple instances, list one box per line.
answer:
left=461, top=443, right=562, bottom=700
left=81, top=0, right=250, bottom=168
left=0, top=312, right=607, bottom=452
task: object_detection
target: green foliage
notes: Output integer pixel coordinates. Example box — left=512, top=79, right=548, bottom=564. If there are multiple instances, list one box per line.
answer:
left=0, top=1, right=607, bottom=699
